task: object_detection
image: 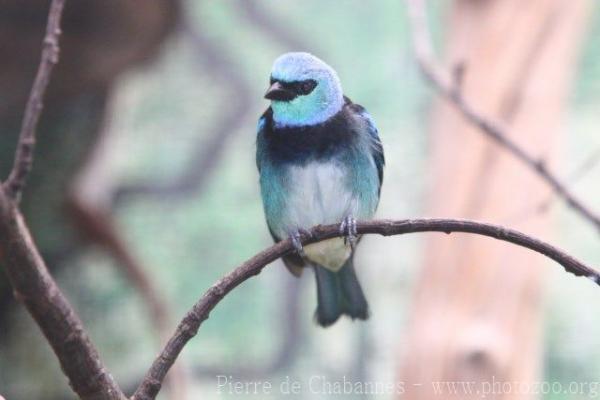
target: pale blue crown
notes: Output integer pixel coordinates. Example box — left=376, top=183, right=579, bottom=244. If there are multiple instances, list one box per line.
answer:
left=270, top=52, right=344, bottom=128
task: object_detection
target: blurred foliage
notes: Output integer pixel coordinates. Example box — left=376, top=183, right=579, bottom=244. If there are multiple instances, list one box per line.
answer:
left=1, top=1, right=600, bottom=399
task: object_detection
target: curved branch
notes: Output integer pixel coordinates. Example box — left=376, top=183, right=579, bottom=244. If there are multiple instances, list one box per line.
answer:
left=405, top=0, right=600, bottom=231
left=3, top=0, right=65, bottom=202
left=121, top=278, right=302, bottom=394
left=132, top=218, right=600, bottom=400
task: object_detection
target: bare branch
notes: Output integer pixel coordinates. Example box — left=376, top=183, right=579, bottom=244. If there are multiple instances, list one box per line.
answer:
left=132, top=218, right=600, bottom=400
left=0, top=1, right=126, bottom=398
left=0, top=191, right=126, bottom=399
left=3, top=0, right=65, bottom=202
left=405, top=0, right=600, bottom=231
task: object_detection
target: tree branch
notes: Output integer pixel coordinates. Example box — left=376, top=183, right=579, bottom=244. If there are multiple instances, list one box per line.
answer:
left=0, top=192, right=126, bottom=399
left=3, top=0, right=65, bottom=202
left=405, top=0, right=600, bottom=231
left=132, top=218, right=600, bottom=400
left=0, top=1, right=126, bottom=398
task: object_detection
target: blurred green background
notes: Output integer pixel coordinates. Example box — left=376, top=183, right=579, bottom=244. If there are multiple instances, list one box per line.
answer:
left=1, top=1, right=600, bottom=399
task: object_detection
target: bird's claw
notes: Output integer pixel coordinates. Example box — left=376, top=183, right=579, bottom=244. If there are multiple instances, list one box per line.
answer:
left=340, top=216, right=357, bottom=250
left=290, top=230, right=310, bottom=258
left=298, top=228, right=313, bottom=238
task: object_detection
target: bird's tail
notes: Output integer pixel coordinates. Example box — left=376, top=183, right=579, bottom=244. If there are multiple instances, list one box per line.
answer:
left=314, top=258, right=369, bottom=327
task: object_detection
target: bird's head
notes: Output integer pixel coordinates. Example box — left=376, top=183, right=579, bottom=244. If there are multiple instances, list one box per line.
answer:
left=265, top=52, right=344, bottom=127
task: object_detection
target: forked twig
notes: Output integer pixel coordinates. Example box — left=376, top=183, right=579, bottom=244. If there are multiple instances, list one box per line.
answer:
left=405, top=0, right=600, bottom=231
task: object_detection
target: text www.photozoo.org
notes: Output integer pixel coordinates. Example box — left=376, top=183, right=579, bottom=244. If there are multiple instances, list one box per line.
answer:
left=215, top=375, right=600, bottom=397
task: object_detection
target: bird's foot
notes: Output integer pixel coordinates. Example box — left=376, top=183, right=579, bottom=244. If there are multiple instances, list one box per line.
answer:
left=289, top=229, right=312, bottom=258
left=339, top=215, right=357, bottom=250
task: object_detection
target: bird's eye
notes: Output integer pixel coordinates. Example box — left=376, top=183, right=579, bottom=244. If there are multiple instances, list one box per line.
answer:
left=297, top=79, right=317, bottom=95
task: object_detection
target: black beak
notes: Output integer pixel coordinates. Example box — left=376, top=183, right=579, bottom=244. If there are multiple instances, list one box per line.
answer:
left=264, top=82, right=297, bottom=102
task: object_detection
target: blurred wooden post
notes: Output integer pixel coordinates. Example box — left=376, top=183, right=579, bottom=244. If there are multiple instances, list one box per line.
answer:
left=401, top=0, right=591, bottom=398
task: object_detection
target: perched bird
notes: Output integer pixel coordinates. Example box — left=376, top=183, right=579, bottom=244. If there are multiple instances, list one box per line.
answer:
left=256, top=52, right=384, bottom=327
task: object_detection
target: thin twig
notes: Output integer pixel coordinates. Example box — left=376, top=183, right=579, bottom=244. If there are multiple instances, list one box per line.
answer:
left=405, top=0, right=600, bottom=231
left=568, top=148, right=600, bottom=183
left=132, top=218, right=600, bottom=400
left=537, top=148, right=600, bottom=213
left=3, top=0, right=65, bottom=201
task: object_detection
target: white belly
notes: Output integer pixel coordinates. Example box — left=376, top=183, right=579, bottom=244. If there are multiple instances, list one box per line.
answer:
left=283, top=161, right=358, bottom=270
left=285, top=161, right=357, bottom=228
left=304, top=238, right=351, bottom=271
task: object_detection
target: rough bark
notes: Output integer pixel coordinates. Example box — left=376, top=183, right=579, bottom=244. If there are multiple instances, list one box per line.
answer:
left=0, top=191, right=126, bottom=399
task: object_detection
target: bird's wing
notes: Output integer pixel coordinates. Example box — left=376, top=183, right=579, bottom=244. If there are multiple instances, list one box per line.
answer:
left=256, top=108, right=306, bottom=277
left=255, top=109, right=270, bottom=173
left=345, top=97, right=385, bottom=188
